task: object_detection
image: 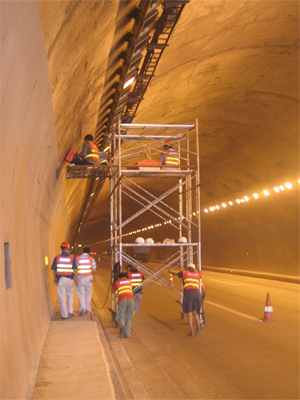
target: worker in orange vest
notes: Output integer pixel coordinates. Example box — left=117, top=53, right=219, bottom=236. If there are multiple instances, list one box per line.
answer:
left=73, top=134, right=99, bottom=165
left=170, top=263, right=202, bottom=336
left=160, top=140, right=179, bottom=168
left=76, top=247, right=97, bottom=316
left=51, top=242, right=78, bottom=319
left=126, top=265, right=145, bottom=316
left=112, top=272, right=135, bottom=338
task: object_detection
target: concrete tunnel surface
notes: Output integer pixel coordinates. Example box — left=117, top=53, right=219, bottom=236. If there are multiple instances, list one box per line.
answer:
left=0, top=1, right=299, bottom=398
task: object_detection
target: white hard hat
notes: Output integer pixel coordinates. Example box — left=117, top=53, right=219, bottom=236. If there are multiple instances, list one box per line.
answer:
left=135, top=237, right=145, bottom=244
left=187, top=263, right=196, bottom=270
left=145, top=238, right=154, bottom=244
left=178, top=236, right=187, bottom=243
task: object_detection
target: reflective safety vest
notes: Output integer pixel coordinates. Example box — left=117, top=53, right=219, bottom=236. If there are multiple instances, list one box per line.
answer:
left=76, top=256, right=93, bottom=276
left=164, top=149, right=179, bottom=166
left=182, top=270, right=200, bottom=290
left=114, top=278, right=134, bottom=301
left=126, top=271, right=143, bottom=288
left=85, top=141, right=99, bottom=162
left=56, top=255, right=75, bottom=276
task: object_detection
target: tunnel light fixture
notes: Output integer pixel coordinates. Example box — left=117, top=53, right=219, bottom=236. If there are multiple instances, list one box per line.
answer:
left=123, top=76, right=135, bottom=89
left=204, top=208, right=208, bottom=213
left=253, top=193, right=259, bottom=199
left=78, top=244, right=82, bottom=247
left=279, top=185, right=285, bottom=191
left=244, top=196, right=249, bottom=202
left=274, top=187, right=280, bottom=193
left=229, top=201, right=233, bottom=206
left=216, top=205, right=220, bottom=210
left=285, top=182, right=292, bottom=189
left=90, top=193, right=95, bottom=197
left=104, top=146, right=109, bottom=152
left=263, top=190, right=269, bottom=196
left=222, top=203, right=227, bottom=208
left=210, top=207, right=214, bottom=211
left=236, top=199, right=241, bottom=204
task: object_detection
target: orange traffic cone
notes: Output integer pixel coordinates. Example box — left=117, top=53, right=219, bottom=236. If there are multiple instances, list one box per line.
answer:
left=262, top=293, right=275, bottom=322
left=169, top=273, right=174, bottom=285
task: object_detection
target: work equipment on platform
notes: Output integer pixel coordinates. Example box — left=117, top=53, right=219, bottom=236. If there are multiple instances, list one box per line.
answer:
left=66, top=164, right=110, bottom=179
left=108, top=119, right=203, bottom=330
left=65, top=148, right=77, bottom=163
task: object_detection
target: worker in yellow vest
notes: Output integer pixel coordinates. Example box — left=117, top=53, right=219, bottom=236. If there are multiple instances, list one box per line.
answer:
left=51, top=242, right=78, bottom=319
left=73, top=134, right=99, bottom=165
left=76, top=247, right=97, bottom=316
left=112, top=272, right=134, bottom=338
left=160, top=140, right=179, bottom=168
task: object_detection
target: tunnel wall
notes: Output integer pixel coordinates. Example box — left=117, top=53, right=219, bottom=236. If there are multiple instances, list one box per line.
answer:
left=201, top=219, right=299, bottom=276
left=1, top=2, right=69, bottom=398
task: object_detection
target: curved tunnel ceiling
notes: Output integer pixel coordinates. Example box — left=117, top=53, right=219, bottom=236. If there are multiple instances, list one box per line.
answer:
left=39, top=0, right=299, bottom=246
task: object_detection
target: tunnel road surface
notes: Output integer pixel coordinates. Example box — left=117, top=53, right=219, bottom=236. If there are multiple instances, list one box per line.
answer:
left=92, top=259, right=299, bottom=400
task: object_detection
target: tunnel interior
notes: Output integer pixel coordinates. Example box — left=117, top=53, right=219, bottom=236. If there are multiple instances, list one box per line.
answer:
left=1, top=1, right=299, bottom=398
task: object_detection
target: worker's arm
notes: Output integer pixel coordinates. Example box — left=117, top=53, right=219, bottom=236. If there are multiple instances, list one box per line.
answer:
left=76, top=142, right=90, bottom=159
left=73, top=257, right=78, bottom=286
left=92, top=257, right=97, bottom=275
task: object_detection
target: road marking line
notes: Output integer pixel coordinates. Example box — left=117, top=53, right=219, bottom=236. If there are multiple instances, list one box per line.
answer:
left=210, top=279, right=240, bottom=286
left=206, top=301, right=259, bottom=321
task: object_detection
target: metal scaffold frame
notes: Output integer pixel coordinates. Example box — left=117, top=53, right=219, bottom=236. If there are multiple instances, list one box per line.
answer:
left=109, top=119, right=202, bottom=318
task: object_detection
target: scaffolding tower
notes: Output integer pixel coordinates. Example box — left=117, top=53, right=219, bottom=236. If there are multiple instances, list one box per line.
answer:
left=109, top=119, right=203, bottom=322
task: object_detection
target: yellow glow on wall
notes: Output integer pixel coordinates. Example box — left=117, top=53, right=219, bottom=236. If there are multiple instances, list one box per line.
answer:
left=45, top=256, right=48, bottom=266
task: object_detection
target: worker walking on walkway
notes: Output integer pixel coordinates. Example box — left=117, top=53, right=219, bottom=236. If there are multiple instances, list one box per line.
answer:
left=170, top=263, right=202, bottom=336
left=76, top=247, right=97, bottom=316
left=160, top=140, right=179, bottom=168
left=112, top=272, right=134, bottom=338
left=51, top=242, right=78, bottom=319
left=126, top=265, right=144, bottom=316
left=73, top=134, right=99, bottom=165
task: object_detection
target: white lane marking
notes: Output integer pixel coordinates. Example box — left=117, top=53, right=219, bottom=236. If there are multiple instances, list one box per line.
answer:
left=205, top=301, right=259, bottom=321
left=210, top=279, right=240, bottom=286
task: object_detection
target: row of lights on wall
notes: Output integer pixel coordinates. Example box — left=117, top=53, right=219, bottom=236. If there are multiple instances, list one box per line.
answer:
left=120, top=179, right=298, bottom=237
left=203, top=180, right=297, bottom=214
left=88, top=178, right=298, bottom=245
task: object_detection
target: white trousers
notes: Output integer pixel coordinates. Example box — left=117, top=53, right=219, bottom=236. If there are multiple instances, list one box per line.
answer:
left=77, top=275, right=93, bottom=313
left=57, top=277, right=75, bottom=318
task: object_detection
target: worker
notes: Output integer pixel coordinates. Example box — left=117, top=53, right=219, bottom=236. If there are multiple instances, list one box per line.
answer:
left=126, top=264, right=145, bottom=316
left=160, top=140, right=179, bottom=168
left=73, top=134, right=99, bottom=165
left=76, top=247, right=97, bottom=316
left=112, top=272, right=134, bottom=338
left=169, top=263, right=202, bottom=336
left=51, top=242, right=78, bottom=319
